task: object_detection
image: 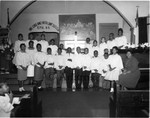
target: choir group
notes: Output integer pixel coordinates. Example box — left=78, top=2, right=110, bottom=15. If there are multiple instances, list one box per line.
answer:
left=13, top=28, right=128, bottom=92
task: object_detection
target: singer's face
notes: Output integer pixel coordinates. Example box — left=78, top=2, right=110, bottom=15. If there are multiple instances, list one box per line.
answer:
left=2, top=84, right=9, bottom=93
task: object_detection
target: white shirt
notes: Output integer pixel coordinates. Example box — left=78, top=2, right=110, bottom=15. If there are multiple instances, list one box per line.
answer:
left=34, top=51, right=47, bottom=67
left=90, top=56, right=102, bottom=73
left=65, top=53, right=74, bottom=68
left=48, top=45, right=58, bottom=55
left=99, top=43, right=108, bottom=56
left=14, top=40, right=26, bottom=53
left=82, top=54, right=91, bottom=71
left=54, top=55, right=65, bottom=70
left=107, top=40, right=117, bottom=51
left=15, top=51, right=30, bottom=69
left=0, top=94, right=20, bottom=117
left=44, top=54, right=55, bottom=69
left=39, top=40, right=49, bottom=53
left=74, top=53, right=83, bottom=68
left=109, top=54, right=123, bottom=71
left=115, top=36, right=127, bottom=49
left=26, top=48, right=37, bottom=65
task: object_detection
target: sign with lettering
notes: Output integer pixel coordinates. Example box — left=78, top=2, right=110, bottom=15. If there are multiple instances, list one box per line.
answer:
left=29, top=21, right=59, bottom=32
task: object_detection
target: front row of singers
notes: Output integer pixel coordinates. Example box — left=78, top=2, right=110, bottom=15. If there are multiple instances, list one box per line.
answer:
left=13, top=42, right=140, bottom=92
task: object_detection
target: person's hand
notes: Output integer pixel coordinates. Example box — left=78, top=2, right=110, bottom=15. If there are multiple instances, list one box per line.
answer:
left=76, top=66, right=80, bottom=69
left=103, top=70, right=107, bottom=73
left=59, top=65, right=63, bottom=69
left=83, top=66, right=87, bottom=69
left=20, top=94, right=30, bottom=100
left=94, top=69, right=98, bottom=73
left=7, top=91, right=13, bottom=103
left=49, top=63, right=54, bottom=65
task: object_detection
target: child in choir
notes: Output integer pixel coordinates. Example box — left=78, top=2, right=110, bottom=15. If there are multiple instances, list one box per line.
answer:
left=90, top=40, right=99, bottom=57
left=48, top=39, right=58, bottom=55
left=90, top=50, right=101, bottom=89
left=14, top=33, right=26, bottom=53
left=74, top=47, right=83, bottom=90
left=26, top=40, right=37, bottom=84
left=115, top=28, right=127, bottom=49
left=26, top=33, right=37, bottom=49
left=39, top=34, right=48, bottom=53
left=107, top=33, right=117, bottom=53
left=44, top=48, right=55, bottom=88
left=34, top=43, right=47, bottom=90
left=64, top=47, right=74, bottom=90
left=100, top=52, right=111, bottom=89
left=54, top=48, right=65, bottom=88
left=59, top=43, right=66, bottom=56
left=14, top=43, right=30, bottom=92
left=99, top=37, right=108, bottom=56
left=0, top=83, right=29, bottom=117
left=82, top=48, right=91, bottom=89
left=104, top=46, right=123, bottom=92
left=85, top=37, right=92, bottom=49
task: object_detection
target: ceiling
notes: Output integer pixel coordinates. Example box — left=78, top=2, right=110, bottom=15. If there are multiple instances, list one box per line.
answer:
left=23, top=1, right=117, bottom=14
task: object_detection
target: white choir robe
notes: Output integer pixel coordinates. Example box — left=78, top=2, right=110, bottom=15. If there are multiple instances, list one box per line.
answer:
left=38, top=40, right=49, bottom=53
left=74, top=53, right=83, bottom=69
left=26, top=49, right=37, bottom=77
left=65, top=53, right=75, bottom=68
left=33, top=52, right=47, bottom=67
left=14, top=51, right=30, bottom=69
left=54, top=55, right=65, bottom=70
left=99, top=43, right=108, bottom=56
left=100, top=56, right=111, bottom=77
left=44, top=54, right=55, bottom=69
left=90, top=57, right=102, bottom=73
left=25, top=40, right=38, bottom=49
left=107, top=40, right=117, bottom=51
left=14, top=40, right=26, bottom=53
left=89, top=46, right=100, bottom=58
left=0, top=94, right=20, bottom=117
left=115, top=36, right=127, bottom=49
left=82, top=54, right=91, bottom=71
left=105, top=54, right=123, bottom=81
left=48, top=45, right=58, bottom=55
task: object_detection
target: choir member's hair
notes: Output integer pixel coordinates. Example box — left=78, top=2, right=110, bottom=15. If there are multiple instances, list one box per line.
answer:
left=118, top=28, right=123, bottom=33
left=20, top=43, right=26, bottom=48
left=18, top=33, right=23, bottom=38
left=84, top=48, right=89, bottom=51
left=41, top=33, right=45, bottom=37
left=29, top=40, right=34, bottom=45
left=36, top=43, right=41, bottom=48
left=112, top=46, right=118, bottom=52
left=0, top=82, right=6, bottom=88
left=126, top=49, right=133, bottom=54
left=47, top=47, right=51, bottom=51
left=51, top=39, right=55, bottom=42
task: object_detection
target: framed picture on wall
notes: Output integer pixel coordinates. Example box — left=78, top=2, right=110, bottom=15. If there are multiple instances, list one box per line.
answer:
left=59, top=14, right=96, bottom=42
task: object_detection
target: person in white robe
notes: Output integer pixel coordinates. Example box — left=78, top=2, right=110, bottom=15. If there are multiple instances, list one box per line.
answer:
left=89, top=40, right=100, bottom=58
left=33, top=43, right=47, bottom=90
left=64, top=47, right=74, bottom=89
left=90, top=50, right=102, bottom=89
left=38, top=34, right=48, bottom=53
left=84, top=37, right=92, bottom=53
left=48, top=39, right=58, bottom=55
left=54, top=48, right=65, bottom=88
left=0, top=83, right=29, bottom=117
left=115, top=28, right=127, bottom=49
left=74, top=47, right=83, bottom=89
left=99, top=37, right=108, bottom=57
left=14, top=33, right=26, bottom=53
left=44, top=47, right=55, bottom=88
left=104, top=46, right=123, bottom=92
left=14, top=43, right=30, bottom=92
left=26, top=40, right=37, bottom=84
left=82, top=48, right=91, bottom=89
left=107, top=33, right=117, bottom=53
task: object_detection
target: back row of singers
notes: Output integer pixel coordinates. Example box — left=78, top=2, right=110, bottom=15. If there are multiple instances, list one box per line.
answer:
left=13, top=39, right=123, bottom=92
left=14, top=28, right=127, bottom=56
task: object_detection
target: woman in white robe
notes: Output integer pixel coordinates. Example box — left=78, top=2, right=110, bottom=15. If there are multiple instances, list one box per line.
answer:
left=99, top=37, right=108, bottom=57
left=14, top=43, right=30, bottom=92
left=26, top=40, right=37, bottom=84
left=33, top=43, right=47, bottom=90
left=105, top=46, right=123, bottom=92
